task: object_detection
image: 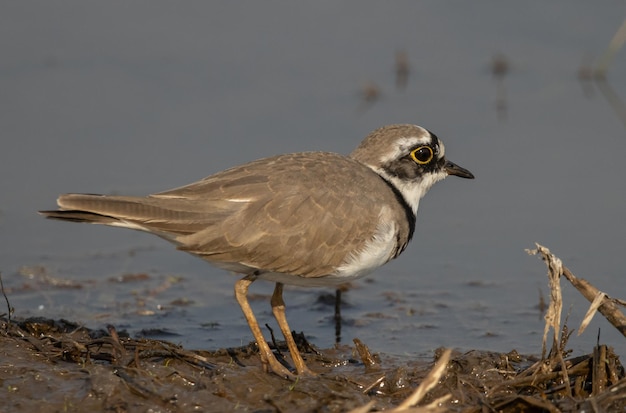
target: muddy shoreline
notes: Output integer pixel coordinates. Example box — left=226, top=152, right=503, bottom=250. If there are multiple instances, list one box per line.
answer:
left=2, top=246, right=626, bottom=412
left=1, top=315, right=624, bottom=412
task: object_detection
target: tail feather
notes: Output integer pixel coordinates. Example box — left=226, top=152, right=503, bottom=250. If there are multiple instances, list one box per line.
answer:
left=39, top=210, right=122, bottom=225
left=39, top=193, right=224, bottom=236
left=56, top=193, right=176, bottom=220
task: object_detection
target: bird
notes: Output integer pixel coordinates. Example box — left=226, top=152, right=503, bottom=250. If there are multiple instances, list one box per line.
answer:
left=40, top=124, right=474, bottom=378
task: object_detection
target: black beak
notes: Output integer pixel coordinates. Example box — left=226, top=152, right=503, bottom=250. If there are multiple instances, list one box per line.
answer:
left=445, top=160, right=474, bottom=179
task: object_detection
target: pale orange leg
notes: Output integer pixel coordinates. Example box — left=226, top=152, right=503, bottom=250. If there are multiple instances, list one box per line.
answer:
left=234, top=275, right=294, bottom=379
left=271, top=282, right=317, bottom=376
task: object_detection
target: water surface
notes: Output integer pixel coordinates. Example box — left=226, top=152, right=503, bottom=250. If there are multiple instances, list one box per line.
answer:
left=1, top=2, right=625, bottom=357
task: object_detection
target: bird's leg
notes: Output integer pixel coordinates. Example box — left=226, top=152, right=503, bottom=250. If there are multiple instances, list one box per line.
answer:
left=271, top=282, right=317, bottom=376
left=234, top=274, right=294, bottom=379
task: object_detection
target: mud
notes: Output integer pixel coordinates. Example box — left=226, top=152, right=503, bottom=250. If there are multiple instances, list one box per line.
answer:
left=1, top=317, right=624, bottom=412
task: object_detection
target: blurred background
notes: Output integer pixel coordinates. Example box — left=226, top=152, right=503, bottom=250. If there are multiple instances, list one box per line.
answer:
left=1, top=2, right=625, bottom=358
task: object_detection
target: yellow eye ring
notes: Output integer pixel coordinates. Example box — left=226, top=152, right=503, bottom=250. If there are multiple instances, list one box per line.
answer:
left=410, top=146, right=434, bottom=164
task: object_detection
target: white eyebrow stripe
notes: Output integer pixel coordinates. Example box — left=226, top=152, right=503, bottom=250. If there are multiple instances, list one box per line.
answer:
left=378, top=129, right=444, bottom=165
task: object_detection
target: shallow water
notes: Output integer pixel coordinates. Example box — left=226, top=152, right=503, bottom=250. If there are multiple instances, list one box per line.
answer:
left=1, top=2, right=625, bottom=358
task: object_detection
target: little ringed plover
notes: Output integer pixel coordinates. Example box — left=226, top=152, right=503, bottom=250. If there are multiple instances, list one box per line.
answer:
left=40, top=123, right=474, bottom=378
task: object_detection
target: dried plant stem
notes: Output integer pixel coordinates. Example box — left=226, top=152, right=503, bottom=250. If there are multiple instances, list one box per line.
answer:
left=561, top=266, right=626, bottom=338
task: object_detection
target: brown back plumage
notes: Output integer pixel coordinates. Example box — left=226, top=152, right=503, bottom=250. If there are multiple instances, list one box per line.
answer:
left=41, top=151, right=412, bottom=278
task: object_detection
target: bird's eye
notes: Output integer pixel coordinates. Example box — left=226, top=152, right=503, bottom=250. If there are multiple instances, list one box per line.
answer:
left=410, top=146, right=434, bottom=164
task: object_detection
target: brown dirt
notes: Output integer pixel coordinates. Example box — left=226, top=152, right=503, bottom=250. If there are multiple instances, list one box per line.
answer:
left=1, top=317, right=624, bottom=412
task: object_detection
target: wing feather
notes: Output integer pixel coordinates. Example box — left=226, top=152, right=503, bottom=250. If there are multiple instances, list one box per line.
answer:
left=44, top=152, right=409, bottom=278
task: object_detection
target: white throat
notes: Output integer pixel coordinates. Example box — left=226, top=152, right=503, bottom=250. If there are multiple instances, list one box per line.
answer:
left=374, top=168, right=448, bottom=216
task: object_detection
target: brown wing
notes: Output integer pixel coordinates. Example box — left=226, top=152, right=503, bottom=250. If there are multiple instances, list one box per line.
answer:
left=44, top=152, right=407, bottom=278
left=153, top=152, right=405, bottom=277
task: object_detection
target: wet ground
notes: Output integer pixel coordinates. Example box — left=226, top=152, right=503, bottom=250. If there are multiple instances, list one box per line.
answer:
left=1, top=316, right=624, bottom=413
left=3, top=245, right=625, bottom=411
